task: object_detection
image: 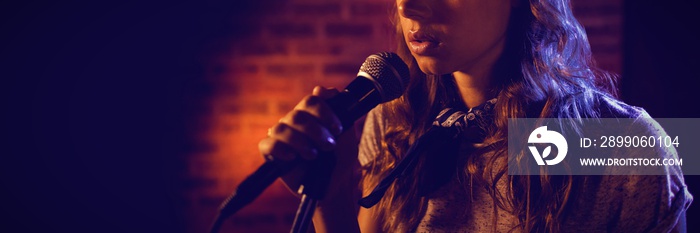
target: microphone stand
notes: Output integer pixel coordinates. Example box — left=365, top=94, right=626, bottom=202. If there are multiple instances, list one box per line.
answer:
left=209, top=151, right=335, bottom=233
left=290, top=151, right=336, bottom=233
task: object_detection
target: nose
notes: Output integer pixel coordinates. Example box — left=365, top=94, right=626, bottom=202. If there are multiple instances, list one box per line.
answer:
left=398, top=0, right=432, bottom=21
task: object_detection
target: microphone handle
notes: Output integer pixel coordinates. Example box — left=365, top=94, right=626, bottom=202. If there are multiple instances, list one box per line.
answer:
left=218, top=158, right=300, bottom=217
left=326, top=76, right=382, bottom=130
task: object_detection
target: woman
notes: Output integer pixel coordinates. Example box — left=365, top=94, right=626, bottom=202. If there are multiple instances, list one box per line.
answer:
left=258, top=0, right=692, bottom=232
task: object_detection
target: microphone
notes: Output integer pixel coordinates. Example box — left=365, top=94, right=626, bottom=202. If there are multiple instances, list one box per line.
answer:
left=216, top=52, right=410, bottom=222
left=323, top=52, right=410, bottom=129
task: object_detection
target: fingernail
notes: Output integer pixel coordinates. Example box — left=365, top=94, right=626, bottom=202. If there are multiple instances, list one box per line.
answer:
left=312, top=86, right=322, bottom=95
left=332, top=123, right=343, bottom=136
left=326, top=136, right=336, bottom=148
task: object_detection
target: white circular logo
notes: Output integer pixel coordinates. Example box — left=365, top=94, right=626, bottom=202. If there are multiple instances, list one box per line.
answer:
left=528, top=126, right=568, bottom=165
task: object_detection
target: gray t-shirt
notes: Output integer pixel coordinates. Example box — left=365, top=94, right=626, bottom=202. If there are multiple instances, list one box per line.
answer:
left=358, top=97, right=692, bottom=232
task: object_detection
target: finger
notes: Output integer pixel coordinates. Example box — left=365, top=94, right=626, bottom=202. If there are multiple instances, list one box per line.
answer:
left=268, top=122, right=319, bottom=160
left=259, top=137, right=296, bottom=161
left=312, top=86, right=340, bottom=99
left=279, top=110, right=336, bottom=152
left=294, top=95, right=343, bottom=136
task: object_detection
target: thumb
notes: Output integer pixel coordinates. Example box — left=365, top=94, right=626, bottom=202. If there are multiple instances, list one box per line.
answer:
left=312, top=86, right=339, bottom=99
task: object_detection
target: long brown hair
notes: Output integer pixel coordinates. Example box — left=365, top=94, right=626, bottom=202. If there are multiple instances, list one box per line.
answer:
left=362, top=0, right=617, bottom=232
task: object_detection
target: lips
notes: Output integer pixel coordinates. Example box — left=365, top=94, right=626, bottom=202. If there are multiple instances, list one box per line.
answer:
left=408, top=30, right=440, bottom=55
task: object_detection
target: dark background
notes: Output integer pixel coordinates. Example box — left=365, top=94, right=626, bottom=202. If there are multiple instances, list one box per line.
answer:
left=623, top=0, right=700, bottom=230
left=1, top=0, right=698, bottom=232
left=0, top=1, right=267, bottom=232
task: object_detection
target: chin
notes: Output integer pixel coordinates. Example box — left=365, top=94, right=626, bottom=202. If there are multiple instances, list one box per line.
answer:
left=416, top=58, right=453, bottom=76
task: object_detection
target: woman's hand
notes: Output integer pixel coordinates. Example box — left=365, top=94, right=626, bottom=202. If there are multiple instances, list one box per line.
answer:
left=258, top=85, right=363, bottom=232
left=258, top=86, right=344, bottom=190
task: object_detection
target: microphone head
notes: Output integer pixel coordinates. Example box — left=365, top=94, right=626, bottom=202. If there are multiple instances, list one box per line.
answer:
left=358, top=52, right=410, bottom=103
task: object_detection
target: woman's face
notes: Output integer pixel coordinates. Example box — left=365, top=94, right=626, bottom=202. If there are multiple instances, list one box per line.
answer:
left=397, top=0, right=514, bottom=76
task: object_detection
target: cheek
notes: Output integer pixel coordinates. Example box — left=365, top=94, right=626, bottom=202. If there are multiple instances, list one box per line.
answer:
left=399, top=18, right=413, bottom=37
left=445, top=5, right=510, bottom=58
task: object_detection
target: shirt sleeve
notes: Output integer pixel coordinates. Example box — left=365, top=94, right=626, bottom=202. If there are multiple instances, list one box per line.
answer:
left=358, top=106, right=385, bottom=167
left=564, top=112, right=693, bottom=232
left=618, top=112, right=693, bottom=232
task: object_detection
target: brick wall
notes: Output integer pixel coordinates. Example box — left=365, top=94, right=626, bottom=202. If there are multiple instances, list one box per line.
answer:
left=572, top=0, right=623, bottom=74
left=184, top=0, right=395, bottom=232
left=183, top=0, right=623, bottom=232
